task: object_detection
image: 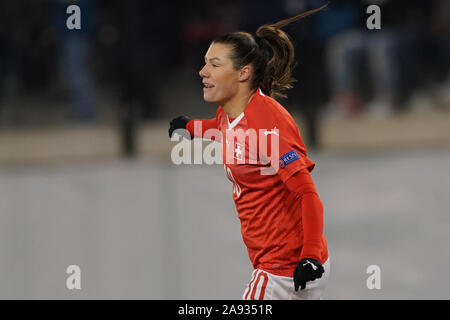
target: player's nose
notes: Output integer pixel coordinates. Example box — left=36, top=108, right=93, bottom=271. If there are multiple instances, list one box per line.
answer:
left=199, top=65, right=209, bottom=78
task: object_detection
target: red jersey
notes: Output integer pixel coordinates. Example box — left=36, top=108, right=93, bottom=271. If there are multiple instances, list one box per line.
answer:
left=188, top=89, right=328, bottom=276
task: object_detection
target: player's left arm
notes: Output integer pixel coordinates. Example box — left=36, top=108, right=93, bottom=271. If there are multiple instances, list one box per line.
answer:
left=259, top=103, right=324, bottom=290
left=284, top=169, right=325, bottom=290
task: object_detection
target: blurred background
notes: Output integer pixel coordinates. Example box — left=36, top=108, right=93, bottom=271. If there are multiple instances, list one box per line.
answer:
left=0, top=0, right=449, bottom=299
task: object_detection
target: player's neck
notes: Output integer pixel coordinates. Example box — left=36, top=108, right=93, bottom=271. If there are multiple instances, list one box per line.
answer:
left=222, top=88, right=256, bottom=118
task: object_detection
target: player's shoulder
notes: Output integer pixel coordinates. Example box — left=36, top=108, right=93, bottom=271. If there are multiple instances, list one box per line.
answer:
left=245, top=89, right=295, bottom=130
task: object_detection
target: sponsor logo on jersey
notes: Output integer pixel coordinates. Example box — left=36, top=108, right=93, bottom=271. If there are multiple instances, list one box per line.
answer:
left=279, top=150, right=300, bottom=168
left=263, top=127, right=279, bottom=136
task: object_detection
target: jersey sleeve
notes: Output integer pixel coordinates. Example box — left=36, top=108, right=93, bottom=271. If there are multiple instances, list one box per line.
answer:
left=185, top=107, right=223, bottom=141
left=275, top=122, right=315, bottom=183
left=250, top=103, right=315, bottom=183
left=186, top=118, right=217, bottom=138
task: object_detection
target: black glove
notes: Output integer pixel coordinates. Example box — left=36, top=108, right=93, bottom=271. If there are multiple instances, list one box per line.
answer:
left=168, top=116, right=192, bottom=139
left=293, top=258, right=324, bottom=291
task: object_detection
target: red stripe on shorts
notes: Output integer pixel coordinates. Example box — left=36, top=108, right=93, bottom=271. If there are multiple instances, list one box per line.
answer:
left=250, top=271, right=268, bottom=300
left=244, top=270, right=258, bottom=300
left=258, top=272, right=269, bottom=300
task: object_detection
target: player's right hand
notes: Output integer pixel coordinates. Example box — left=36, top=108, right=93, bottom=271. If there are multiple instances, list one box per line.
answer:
left=168, top=116, right=192, bottom=139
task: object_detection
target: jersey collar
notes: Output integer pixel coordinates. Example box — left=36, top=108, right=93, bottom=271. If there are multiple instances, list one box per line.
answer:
left=226, top=88, right=264, bottom=129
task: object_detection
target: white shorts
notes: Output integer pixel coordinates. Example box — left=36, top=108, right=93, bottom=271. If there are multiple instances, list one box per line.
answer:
left=242, top=258, right=330, bottom=300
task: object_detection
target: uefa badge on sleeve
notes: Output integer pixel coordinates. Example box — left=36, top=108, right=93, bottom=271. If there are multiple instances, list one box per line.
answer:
left=279, top=150, right=300, bottom=168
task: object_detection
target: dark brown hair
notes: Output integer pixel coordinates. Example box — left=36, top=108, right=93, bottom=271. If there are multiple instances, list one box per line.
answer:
left=212, top=4, right=328, bottom=99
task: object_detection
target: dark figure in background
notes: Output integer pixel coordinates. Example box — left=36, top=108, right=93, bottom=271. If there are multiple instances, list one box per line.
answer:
left=0, top=1, right=8, bottom=110
left=381, top=0, right=436, bottom=113
left=429, top=0, right=450, bottom=109
left=114, top=1, right=182, bottom=155
left=53, top=0, right=97, bottom=121
left=117, top=1, right=182, bottom=121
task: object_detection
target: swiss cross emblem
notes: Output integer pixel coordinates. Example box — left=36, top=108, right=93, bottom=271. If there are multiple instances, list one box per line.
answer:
left=234, top=142, right=244, bottom=161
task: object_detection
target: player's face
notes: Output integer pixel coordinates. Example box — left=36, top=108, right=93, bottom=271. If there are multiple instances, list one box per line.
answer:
left=199, top=42, right=241, bottom=105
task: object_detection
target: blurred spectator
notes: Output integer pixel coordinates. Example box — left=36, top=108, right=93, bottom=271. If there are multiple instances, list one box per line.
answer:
left=7, top=2, right=56, bottom=94
left=387, top=0, right=436, bottom=113
left=53, top=0, right=97, bottom=122
left=430, top=0, right=450, bottom=109
left=0, top=1, right=8, bottom=107
left=316, top=0, right=400, bottom=118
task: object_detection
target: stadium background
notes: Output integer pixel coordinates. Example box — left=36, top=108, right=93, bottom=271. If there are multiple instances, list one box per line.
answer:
left=0, top=0, right=449, bottom=299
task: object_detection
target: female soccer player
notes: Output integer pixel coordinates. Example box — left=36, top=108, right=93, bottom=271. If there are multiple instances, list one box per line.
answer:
left=168, top=5, right=330, bottom=300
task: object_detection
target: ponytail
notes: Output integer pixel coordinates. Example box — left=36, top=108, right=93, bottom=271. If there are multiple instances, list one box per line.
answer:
left=256, top=3, right=328, bottom=98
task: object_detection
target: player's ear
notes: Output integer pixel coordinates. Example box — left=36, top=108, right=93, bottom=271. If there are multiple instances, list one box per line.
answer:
left=239, top=65, right=251, bottom=82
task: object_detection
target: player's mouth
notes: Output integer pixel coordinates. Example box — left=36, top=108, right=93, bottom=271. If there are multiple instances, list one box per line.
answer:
left=203, top=82, right=215, bottom=90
